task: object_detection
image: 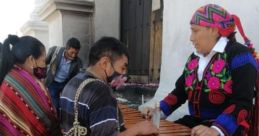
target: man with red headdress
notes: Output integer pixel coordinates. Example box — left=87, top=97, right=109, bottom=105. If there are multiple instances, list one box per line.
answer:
left=149, top=4, right=258, bottom=136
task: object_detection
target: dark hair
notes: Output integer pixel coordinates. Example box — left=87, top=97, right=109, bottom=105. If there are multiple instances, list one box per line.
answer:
left=88, top=37, right=129, bottom=66
left=66, top=37, right=81, bottom=50
left=0, top=35, right=45, bottom=84
left=227, top=32, right=237, bottom=43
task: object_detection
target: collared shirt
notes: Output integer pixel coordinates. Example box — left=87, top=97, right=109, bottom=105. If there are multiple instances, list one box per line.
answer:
left=54, top=51, right=72, bottom=83
left=194, top=37, right=229, bottom=81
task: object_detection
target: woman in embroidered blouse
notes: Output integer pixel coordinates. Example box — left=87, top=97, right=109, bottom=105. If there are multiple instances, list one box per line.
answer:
left=0, top=35, right=61, bottom=136
left=144, top=4, right=258, bottom=136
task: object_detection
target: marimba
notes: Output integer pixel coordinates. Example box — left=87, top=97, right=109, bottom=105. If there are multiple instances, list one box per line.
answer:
left=119, top=104, right=191, bottom=136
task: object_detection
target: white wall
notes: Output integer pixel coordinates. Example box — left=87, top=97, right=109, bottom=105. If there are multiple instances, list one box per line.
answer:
left=141, top=0, right=259, bottom=121
left=22, top=26, right=49, bottom=49
left=35, top=29, right=49, bottom=49
left=20, top=0, right=49, bottom=50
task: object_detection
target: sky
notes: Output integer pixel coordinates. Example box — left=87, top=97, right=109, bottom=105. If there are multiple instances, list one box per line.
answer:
left=0, top=0, right=35, bottom=42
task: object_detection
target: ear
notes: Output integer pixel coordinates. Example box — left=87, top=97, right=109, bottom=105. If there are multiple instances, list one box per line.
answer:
left=26, top=55, right=35, bottom=68
left=99, top=56, right=110, bottom=69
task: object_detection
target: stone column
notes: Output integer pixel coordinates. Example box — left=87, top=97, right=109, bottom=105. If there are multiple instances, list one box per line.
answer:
left=38, top=0, right=94, bottom=67
left=20, top=0, right=49, bottom=49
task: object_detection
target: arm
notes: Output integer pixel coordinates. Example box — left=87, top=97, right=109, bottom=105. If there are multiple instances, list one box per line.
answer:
left=78, top=58, right=83, bottom=69
left=160, top=73, right=188, bottom=116
left=88, top=82, right=159, bottom=136
left=69, top=58, right=83, bottom=80
left=76, top=58, right=83, bottom=73
left=88, top=82, right=123, bottom=136
left=118, top=120, right=159, bottom=136
left=90, top=108, right=158, bottom=136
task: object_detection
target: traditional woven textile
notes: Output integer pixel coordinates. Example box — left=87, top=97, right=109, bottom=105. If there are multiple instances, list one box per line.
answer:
left=0, top=66, right=60, bottom=136
left=190, top=4, right=235, bottom=37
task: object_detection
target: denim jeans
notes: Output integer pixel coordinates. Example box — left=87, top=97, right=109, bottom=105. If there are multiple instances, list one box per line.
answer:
left=48, top=81, right=66, bottom=113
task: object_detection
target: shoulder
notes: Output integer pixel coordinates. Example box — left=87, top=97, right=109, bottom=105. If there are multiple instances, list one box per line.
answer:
left=75, top=57, right=82, bottom=64
left=184, top=52, right=198, bottom=66
left=225, top=42, right=250, bottom=56
left=48, top=46, right=64, bottom=55
left=50, top=46, right=65, bottom=53
left=59, top=47, right=65, bottom=54
left=85, top=79, right=111, bottom=98
left=63, top=73, right=110, bottom=97
left=48, top=46, right=58, bottom=52
left=225, top=42, right=258, bottom=70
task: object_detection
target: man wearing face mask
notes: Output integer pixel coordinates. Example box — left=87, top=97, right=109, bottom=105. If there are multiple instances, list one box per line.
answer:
left=45, top=37, right=82, bottom=112
left=60, top=37, right=159, bottom=136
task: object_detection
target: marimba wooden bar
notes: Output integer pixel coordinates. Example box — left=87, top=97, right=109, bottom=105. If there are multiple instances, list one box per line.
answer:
left=119, top=104, right=191, bottom=136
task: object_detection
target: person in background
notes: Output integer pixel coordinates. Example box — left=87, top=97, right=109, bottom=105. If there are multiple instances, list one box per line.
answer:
left=143, top=4, right=258, bottom=136
left=45, top=37, right=82, bottom=111
left=60, top=37, right=159, bottom=136
left=0, top=35, right=60, bottom=136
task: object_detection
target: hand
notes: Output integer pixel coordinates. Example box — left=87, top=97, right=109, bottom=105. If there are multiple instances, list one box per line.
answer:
left=110, top=75, right=127, bottom=89
left=191, top=125, right=220, bottom=136
left=131, top=120, right=159, bottom=136
left=141, top=107, right=155, bottom=119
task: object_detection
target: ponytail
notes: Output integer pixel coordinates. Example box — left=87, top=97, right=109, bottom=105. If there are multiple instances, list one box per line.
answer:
left=227, top=32, right=237, bottom=44
left=0, top=35, right=18, bottom=84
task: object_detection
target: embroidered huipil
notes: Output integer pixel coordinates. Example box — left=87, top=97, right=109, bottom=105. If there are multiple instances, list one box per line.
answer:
left=160, top=37, right=258, bottom=136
